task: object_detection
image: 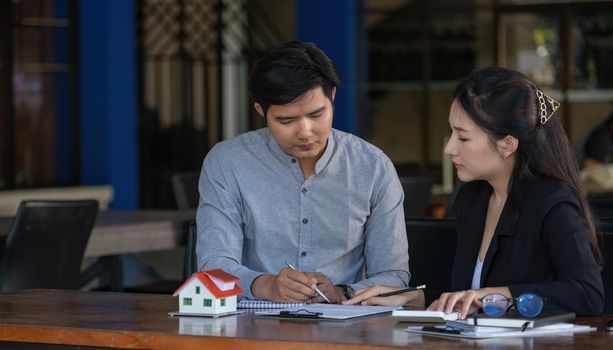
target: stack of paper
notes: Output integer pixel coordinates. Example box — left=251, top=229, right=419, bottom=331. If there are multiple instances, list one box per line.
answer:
left=407, top=323, right=595, bottom=339
left=392, top=310, right=460, bottom=323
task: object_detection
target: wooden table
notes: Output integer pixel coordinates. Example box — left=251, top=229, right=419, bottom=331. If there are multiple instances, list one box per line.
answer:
left=0, top=289, right=611, bottom=350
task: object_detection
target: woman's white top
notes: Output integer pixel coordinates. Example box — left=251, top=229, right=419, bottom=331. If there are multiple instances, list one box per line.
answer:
left=471, top=256, right=484, bottom=290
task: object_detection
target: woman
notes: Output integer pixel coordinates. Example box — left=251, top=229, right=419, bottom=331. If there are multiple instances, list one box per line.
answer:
left=344, top=67, right=604, bottom=317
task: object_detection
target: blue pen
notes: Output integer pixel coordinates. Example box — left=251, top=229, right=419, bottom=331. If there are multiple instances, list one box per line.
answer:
left=285, top=261, right=332, bottom=303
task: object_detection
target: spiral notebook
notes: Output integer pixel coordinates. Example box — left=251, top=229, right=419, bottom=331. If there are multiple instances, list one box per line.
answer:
left=237, top=299, right=305, bottom=309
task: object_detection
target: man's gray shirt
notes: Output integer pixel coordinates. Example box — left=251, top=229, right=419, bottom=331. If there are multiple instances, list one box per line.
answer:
left=196, top=127, right=410, bottom=299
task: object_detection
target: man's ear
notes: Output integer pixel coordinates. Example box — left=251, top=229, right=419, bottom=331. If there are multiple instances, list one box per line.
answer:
left=254, top=103, right=265, bottom=118
left=497, top=135, right=519, bottom=158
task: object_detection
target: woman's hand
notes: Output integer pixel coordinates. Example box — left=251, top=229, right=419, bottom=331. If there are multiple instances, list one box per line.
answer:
left=427, top=287, right=511, bottom=319
left=342, top=285, right=425, bottom=307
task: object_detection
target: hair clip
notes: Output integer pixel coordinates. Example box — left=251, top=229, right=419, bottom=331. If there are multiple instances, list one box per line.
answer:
left=536, top=89, right=560, bottom=125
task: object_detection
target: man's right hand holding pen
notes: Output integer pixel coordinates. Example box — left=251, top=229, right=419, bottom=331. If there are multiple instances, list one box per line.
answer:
left=251, top=267, right=344, bottom=303
left=342, top=285, right=426, bottom=307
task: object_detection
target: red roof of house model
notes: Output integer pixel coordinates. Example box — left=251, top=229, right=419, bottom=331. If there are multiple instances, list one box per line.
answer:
left=173, top=269, right=243, bottom=298
left=202, top=269, right=239, bottom=282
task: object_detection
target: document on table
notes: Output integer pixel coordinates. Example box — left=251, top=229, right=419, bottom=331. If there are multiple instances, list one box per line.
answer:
left=255, top=303, right=402, bottom=320
left=406, top=323, right=595, bottom=339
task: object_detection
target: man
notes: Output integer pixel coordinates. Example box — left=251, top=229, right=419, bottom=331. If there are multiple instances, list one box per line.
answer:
left=197, top=41, right=411, bottom=303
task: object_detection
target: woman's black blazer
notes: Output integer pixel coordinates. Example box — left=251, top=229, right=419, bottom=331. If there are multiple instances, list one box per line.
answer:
left=451, top=178, right=604, bottom=315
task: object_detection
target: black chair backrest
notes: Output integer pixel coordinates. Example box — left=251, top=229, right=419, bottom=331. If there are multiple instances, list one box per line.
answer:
left=0, top=200, right=98, bottom=292
left=171, top=172, right=200, bottom=210
left=185, top=221, right=198, bottom=278
left=406, top=217, right=456, bottom=304
left=596, top=218, right=613, bottom=313
left=399, top=176, right=433, bottom=217
left=589, top=192, right=613, bottom=218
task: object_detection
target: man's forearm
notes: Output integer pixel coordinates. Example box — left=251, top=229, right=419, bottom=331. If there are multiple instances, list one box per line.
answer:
left=251, top=274, right=275, bottom=300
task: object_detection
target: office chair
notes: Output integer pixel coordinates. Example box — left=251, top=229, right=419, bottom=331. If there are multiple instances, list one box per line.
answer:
left=405, top=217, right=457, bottom=304
left=171, top=171, right=200, bottom=210
left=596, top=218, right=613, bottom=313
left=399, top=176, right=434, bottom=217
left=588, top=192, right=613, bottom=218
left=0, top=200, right=98, bottom=292
left=185, top=221, right=198, bottom=277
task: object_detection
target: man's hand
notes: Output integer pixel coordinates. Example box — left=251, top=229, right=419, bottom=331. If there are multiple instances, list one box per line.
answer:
left=303, top=272, right=344, bottom=304
left=251, top=268, right=319, bottom=302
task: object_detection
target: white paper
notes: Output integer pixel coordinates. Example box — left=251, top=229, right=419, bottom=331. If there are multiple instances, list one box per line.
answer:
left=255, top=303, right=402, bottom=320
left=407, top=323, right=595, bottom=339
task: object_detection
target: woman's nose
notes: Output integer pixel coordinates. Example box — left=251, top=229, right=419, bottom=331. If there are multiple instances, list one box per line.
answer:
left=443, top=138, right=454, bottom=156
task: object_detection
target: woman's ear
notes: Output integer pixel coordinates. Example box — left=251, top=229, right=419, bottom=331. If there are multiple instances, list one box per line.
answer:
left=497, top=135, right=519, bottom=158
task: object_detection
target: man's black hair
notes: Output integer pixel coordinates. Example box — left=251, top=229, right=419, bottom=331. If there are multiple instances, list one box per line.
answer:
left=248, top=41, right=341, bottom=116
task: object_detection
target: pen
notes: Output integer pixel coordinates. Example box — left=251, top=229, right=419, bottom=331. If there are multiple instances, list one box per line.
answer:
left=375, top=284, right=426, bottom=297
left=284, top=261, right=332, bottom=303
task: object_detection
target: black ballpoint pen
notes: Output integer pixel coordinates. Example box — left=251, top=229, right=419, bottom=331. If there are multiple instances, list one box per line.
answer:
left=375, top=284, right=426, bottom=297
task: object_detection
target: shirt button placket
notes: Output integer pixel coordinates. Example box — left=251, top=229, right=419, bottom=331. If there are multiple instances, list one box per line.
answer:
left=299, top=184, right=310, bottom=263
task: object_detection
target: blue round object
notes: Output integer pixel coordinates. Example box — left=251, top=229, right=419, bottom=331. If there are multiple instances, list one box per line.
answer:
left=482, top=304, right=506, bottom=317
left=515, top=293, right=544, bottom=318
left=481, top=294, right=510, bottom=317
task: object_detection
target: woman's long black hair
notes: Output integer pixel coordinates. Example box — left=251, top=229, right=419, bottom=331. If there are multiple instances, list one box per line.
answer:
left=454, top=67, right=601, bottom=261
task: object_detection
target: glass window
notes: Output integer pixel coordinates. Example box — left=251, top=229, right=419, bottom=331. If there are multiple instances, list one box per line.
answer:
left=183, top=297, right=192, bottom=306
left=220, top=298, right=226, bottom=307
left=203, top=298, right=212, bottom=307
left=1, top=0, right=79, bottom=188
left=195, top=286, right=200, bottom=294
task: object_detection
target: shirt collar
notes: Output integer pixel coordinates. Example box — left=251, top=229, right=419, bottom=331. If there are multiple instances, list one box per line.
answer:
left=264, top=128, right=336, bottom=176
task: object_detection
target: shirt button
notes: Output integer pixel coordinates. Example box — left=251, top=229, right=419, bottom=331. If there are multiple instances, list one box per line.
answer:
left=302, top=188, right=307, bottom=193
left=301, top=251, right=307, bottom=257
left=291, top=159, right=296, bottom=163
left=302, top=218, right=308, bottom=224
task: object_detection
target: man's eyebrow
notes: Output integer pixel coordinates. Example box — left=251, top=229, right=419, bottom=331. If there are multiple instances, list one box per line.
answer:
left=273, top=106, right=326, bottom=120
left=274, top=115, right=296, bottom=120
left=306, top=106, right=326, bottom=116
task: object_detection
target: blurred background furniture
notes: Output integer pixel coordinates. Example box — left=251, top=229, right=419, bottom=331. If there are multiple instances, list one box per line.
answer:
left=399, top=176, right=433, bottom=217
left=0, top=209, right=194, bottom=292
left=118, top=173, right=199, bottom=294
left=0, top=200, right=98, bottom=292
left=405, top=217, right=456, bottom=304
left=395, top=162, right=434, bottom=217
left=588, top=192, right=613, bottom=218
left=73, top=209, right=194, bottom=292
left=122, top=221, right=197, bottom=294
left=0, top=186, right=112, bottom=216
left=596, top=218, right=613, bottom=314
left=185, top=221, right=198, bottom=277
left=171, top=172, right=200, bottom=210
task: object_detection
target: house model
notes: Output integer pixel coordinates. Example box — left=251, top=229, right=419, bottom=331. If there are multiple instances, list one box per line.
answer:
left=173, top=269, right=243, bottom=316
